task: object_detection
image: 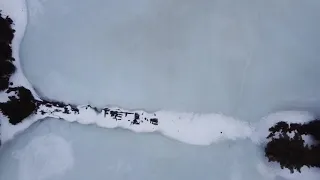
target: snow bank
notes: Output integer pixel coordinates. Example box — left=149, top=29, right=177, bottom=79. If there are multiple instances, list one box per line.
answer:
left=37, top=103, right=253, bottom=145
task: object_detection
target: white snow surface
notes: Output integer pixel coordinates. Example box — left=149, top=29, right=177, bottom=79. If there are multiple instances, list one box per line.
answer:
left=37, top=103, right=253, bottom=145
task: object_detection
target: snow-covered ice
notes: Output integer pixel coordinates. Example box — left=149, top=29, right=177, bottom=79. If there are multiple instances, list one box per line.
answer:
left=13, top=134, right=74, bottom=180
left=0, top=114, right=39, bottom=143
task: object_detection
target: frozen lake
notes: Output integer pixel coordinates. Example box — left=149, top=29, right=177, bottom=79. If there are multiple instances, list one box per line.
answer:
left=20, top=0, right=320, bottom=121
left=1, top=0, right=320, bottom=179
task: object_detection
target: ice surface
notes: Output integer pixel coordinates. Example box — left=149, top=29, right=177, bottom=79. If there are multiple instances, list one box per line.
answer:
left=21, top=0, right=320, bottom=121
left=13, top=133, right=74, bottom=180
left=0, top=118, right=267, bottom=180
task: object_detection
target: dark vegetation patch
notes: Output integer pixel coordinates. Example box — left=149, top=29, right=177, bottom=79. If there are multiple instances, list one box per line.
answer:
left=0, top=77, right=10, bottom=90
left=0, top=87, right=37, bottom=125
left=0, top=60, right=16, bottom=77
left=0, top=12, right=14, bottom=43
left=265, top=120, right=320, bottom=173
left=0, top=11, right=15, bottom=91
